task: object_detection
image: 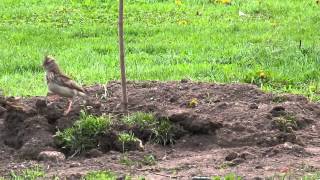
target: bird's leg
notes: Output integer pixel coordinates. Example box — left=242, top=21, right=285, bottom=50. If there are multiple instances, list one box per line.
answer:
left=63, top=98, right=73, bottom=116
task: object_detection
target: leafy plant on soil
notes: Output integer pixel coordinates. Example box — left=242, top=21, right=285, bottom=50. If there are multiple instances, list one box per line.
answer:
left=8, top=166, right=44, bottom=180
left=141, top=154, right=157, bottom=166
left=212, top=173, right=242, bottom=180
left=122, top=112, right=176, bottom=146
left=244, top=70, right=270, bottom=88
left=82, top=170, right=117, bottom=180
left=274, top=114, right=297, bottom=133
left=119, top=153, right=135, bottom=166
left=118, top=132, right=139, bottom=153
left=55, top=111, right=112, bottom=156
left=150, top=118, right=175, bottom=146
left=122, top=112, right=157, bottom=128
left=122, top=112, right=178, bottom=146
left=272, top=95, right=289, bottom=103
left=267, top=172, right=320, bottom=180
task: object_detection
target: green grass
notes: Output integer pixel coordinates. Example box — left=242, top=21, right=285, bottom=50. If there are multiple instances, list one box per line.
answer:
left=212, top=173, right=242, bottom=180
left=6, top=166, right=44, bottom=180
left=122, top=111, right=157, bottom=128
left=55, top=111, right=112, bottom=155
left=0, top=0, right=320, bottom=100
left=118, top=131, right=140, bottom=152
left=122, top=112, right=175, bottom=145
left=82, top=170, right=118, bottom=180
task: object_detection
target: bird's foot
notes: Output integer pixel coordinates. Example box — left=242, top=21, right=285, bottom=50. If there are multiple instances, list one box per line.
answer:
left=63, top=99, right=73, bottom=116
left=63, top=109, right=70, bottom=116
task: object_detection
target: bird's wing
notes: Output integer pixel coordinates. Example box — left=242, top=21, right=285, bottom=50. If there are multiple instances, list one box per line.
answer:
left=56, top=74, right=85, bottom=93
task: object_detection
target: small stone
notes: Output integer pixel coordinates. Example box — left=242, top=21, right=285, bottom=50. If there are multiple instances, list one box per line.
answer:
left=249, top=103, right=258, bottom=109
left=192, top=176, right=211, bottom=180
left=163, top=108, right=191, bottom=122
left=111, top=155, right=117, bottom=160
left=0, top=106, right=7, bottom=115
left=180, top=79, right=189, bottom=83
left=38, top=151, right=65, bottom=162
left=270, top=106, right=286, bottom=117
left=116, top=175, right=126, bottom=180
left=231, top=158, right=245, bottom=165
left=85, top=149, right=103, bottom=158
left=283, top=142, right=293, bottom=149
left=239, top=152, right=255, bottom=160
left=68, top=173, right=82, bottom=180
left=169, top=96, right=178, bottom=103
left=35, top=99, right=47, bottom=108
left=225, top=152, right=238, bottom=161
left=69, top=162, right=81, bottom=167
left=253, top=177, right=263, bottom=180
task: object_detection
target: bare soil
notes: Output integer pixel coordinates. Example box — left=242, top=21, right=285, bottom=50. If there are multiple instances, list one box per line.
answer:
left=1, top=81, right=320, bottom=179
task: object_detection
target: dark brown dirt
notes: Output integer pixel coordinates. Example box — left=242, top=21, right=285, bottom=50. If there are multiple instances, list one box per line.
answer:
left=1, top=81, right=320, bottom=179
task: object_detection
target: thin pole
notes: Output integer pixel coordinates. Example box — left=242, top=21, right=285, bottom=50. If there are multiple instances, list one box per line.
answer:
left=118, top=0, right=128, bottom=112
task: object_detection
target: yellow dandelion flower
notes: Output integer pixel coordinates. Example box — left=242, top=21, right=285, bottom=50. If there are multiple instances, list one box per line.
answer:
left=178, top=20, right=188, bottom=25
left=175, top=0, right=182, bottom=6
left=258, top=71, right=266, bottom=79
left=223, top=0, right=231, bottom=3
left=188, top=98, right=198, bottom=108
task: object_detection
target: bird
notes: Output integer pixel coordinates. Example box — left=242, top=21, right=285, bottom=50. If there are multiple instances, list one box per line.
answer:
left=43, top=55, right=86, bottom=115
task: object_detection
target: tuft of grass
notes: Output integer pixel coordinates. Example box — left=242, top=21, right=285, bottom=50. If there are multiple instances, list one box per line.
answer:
left=274, top=114, right=297, bottom=133
left=150, top=118, right=175, bottom=146
left=123, top=112, right=176, bottom=146
left=9, top=166, right=44, bottom=180
left=272, top=95, right=289, bottom=103
left=55, top=111, right=112, bottom=156
left=212, top=173, right=242, bottom=180
left=122, top=112, right=157, bottom=128
left=141, top=154, right=157, bottom=166
left=119, top=153, right=135, bottom=166
left=82, top=170, right=117, bottom=180
left=244, top=70, right=271, bottom=88
left=118, top=132, right=140, bottom=152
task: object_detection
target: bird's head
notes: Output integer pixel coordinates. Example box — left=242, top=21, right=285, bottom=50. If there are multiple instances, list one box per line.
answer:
left=43, top=55, right=59, bottom=72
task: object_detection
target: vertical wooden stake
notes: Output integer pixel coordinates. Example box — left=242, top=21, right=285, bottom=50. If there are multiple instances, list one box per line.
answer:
left=118, top=0, right=128, bottom=112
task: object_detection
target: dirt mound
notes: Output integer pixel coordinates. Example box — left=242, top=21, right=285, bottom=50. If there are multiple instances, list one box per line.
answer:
left=1, top=81, right=320, bottom=178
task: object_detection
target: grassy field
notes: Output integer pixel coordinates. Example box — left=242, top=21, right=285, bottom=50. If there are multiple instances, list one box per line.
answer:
left=0, top=0, right=319, bottom=99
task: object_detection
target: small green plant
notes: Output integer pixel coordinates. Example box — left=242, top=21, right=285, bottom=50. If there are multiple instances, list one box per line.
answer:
left=119, top=153, right=134, bottom=166
left=244, top=70, right=271, bottom=88
left=151, top=119, right=175, bottom=146
left=123, top=112, right=176, bottom=146
left=302, top=172, right=320, bottom=180
left=141, top=154, right=157, bottom=166
left=82, top=170, right=117, bottom=180
left=118, top=132, right=139, bottom=152
left=272, top=95, right=288, bottom=103
left=212, top=173, right=242, bottom=180
left=274, top=114, right=297, bottom=133
left=55, top=111, right=112, bottom=156
left=122, top=112, right=157, bottom=128
left=9, top=166, right=44, bottom=180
